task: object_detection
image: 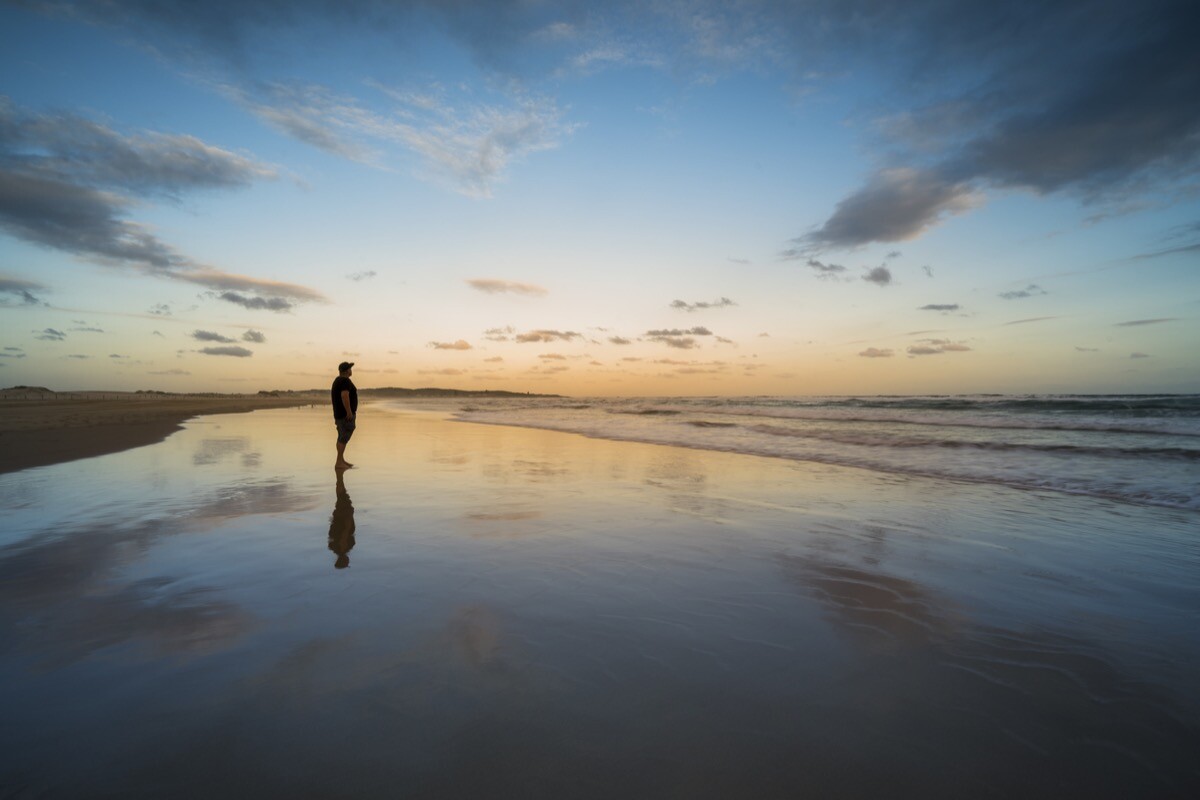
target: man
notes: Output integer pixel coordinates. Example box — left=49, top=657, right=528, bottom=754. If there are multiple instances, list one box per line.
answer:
left=331, top=361, right=358, bottom=469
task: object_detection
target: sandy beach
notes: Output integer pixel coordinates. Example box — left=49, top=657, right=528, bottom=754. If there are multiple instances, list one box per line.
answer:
left=0, top=390, right=322, bottom=474
left=1, top=401, right=1196, bottom=798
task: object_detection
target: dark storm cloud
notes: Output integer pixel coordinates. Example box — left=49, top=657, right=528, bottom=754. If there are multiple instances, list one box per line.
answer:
left=199, top=345, right=253, bottom=357
left=919, top=303, right=959, bottom=312
left=192, top=330, right=237, bottom=343
left=998, top=284, right=1047, bottom=300
left=0, top=276, right=48, bottom=305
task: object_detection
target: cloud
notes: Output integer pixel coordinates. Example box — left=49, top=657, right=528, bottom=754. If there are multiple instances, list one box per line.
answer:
left=429, top=339, right=473, bottom=350
left=149, top=303, right=171, bottom=315
left=799, top=2, right=1200, bottom=249
left=0, top=98, right=323, bottom=310
left=199, top=345, right=252, bottom=357
left=216, top=292, right=294, bottom=312
left=192, top=330, right=237, bottom=343
left=646, top=327, right=713, bottom=336
left=799, top=168, right=980, bottom=252
left=483, top=356, right=503, bottom=362
left=862, top=266, right=893, bottom=286
left=467, top=278, right=547, bottom=296
left=66, top=354, right=89, bottom=359
left=922, top=265, right=934, bottom=278
left=794, top=258, right=847, bottom=278
left=538, top=353, right=566, bottom=360
left=907, top=345, right=943, bottom=356
left=234, top=80, right=575, bottom=197
left=72, top=326, right=104, bottom=333
left=109, top=354, right=126, bottom=359
left=148, top=369, right=190, bottom=375
left=346, top=270, right=377, bottom=282
left=727, top=257, right=750, bottom=265
left=0, top=275, right=48, bottom=305
left=241, top=329, right=266, bottom=343
left=1114, top=318, right=1176, bottom=327
left=1004, top=316, right=1058, bottom=325
left=1130, top=352, right=1151, bottom=359
left=1075, top=346, right=1099, bottom=352
left=653, top=336, right=698, bottom=349
left=34, top=328, right=66, bottom=341
left=608, top=336, right=632, bottom=345
left=859, top=348, right=894, bottom=358
left=417, top=368, right=465, bottom=376
left=919, top=303, right=959, bottom=312
left=514, top=329, right=581, bottom=343
left=998, top=284, right=1048, bottom=300
left=670, top=297, right=736, bottom=312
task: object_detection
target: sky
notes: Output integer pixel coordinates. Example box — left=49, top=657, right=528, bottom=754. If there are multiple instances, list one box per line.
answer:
left=1, top=0, right=1198, bottom=396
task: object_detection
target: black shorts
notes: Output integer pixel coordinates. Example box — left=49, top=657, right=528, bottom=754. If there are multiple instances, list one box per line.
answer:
left=335, top=417, right=356, bottom=443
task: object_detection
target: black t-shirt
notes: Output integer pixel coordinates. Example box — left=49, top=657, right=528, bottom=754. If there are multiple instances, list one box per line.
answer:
left=331, top=375, right=358, bottom=419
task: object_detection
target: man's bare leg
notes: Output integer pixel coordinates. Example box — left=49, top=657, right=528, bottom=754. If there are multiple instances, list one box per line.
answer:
left=335, top=439, right=353, bottom=469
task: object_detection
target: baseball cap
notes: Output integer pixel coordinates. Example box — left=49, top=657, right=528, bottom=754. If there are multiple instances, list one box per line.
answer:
left=337, top=361, right=355, bottom=372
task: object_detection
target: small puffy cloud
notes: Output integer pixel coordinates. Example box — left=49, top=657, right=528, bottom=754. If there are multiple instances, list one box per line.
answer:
left=907, top=345, right=943, bottom=356
left=940, top=343, right=972, bottom=352
left=670, top=297, right=736, bottom=312
left=608, top=336, right=632, bottom=345
left=802, top=258, right=848, bottom=278
left=199, top=345, right=252, bottom=357
left=152, top=330, right=164, bottom=337
left=109, top=354, right=126, bottom=359
left=538, top=353, right=566, bottom=360
left=217, top=292, right=293, bottom=312
left=72, top=326, right=104, bottom=333
left=919, top=303, right=959, bottom=312
left=483, top=356, right=503, bottom=362
left=922, top=265, right=934, bottom=278
left=999, top=284, right=1048, bottom=300
left=347, top=270, right=377, bottom=282
left=0, top=276, right=48, bottom=306
left=863, top=266, right=892, bottom=286
left=429, top=339, right=473, bottom=350
left=622, top=357, right=643, bottom=362
left=515, top=329, right=581, bottom=343
left=1130, top=352, right=1151, bottom=359
left=66, top=354, right=89, bottom=359
left=859, top=348, right=894, bottom=358
left=1075, top=346, right=1099, bottom=352
left=1115, top=318, right=1176, bottom=327
left=646, top=327, right=712, bottom=336
left=35, top=328, right=66, bottom=341
left=467, top=279, right=547, bottom=296
left=656, top=336, right=698, bottom=349
left=242, top=330, right=266, bottom=343
left=149, top=303, right=172, bottom=315
left=193, top=330, right=236, bottom=343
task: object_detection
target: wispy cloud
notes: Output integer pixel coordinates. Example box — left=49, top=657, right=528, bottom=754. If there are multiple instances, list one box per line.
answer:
left=1004, top=316, right=1058, bottom=325
left=346, top=270, right=377, bottom=282
left=468, top=278, right=547, bottom=296
left=34, top=328, right=66, bottom=341
left=429, top=339, right=473, bottom=350
left=608, top=336, right=632, bottom=345
left=919, top=303, right=959, bottom=312
left=859, top=348, right=894, bottom=358
left=0, top=275, right=48, bottom=306
left=1115, top=318, right=1176, bottom=327
left=998, top=284, right=1048, bottom=300
left=1130, top=352, right=1151, bottom=359
left=646, top=327, right=713, bottom=337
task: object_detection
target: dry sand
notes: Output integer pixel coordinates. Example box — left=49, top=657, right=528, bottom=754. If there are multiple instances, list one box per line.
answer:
left=0, top=389, right=323, bottom=474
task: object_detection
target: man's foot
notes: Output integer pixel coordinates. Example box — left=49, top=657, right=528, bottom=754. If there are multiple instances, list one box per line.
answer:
left=335, top=461, right=354, bottom=469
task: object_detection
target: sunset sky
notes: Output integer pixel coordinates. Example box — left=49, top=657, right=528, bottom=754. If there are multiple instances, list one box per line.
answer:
left=2, top=0, right=1197, bottom=395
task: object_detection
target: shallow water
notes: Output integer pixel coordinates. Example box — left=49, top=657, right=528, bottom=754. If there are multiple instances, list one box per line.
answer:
left=1, top=404, right=1198, bottom=798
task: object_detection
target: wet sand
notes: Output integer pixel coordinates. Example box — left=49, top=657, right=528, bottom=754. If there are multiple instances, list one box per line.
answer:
left=0, top=403, right=1197, bottom=798
left=0, top=390, right=322, bottom=474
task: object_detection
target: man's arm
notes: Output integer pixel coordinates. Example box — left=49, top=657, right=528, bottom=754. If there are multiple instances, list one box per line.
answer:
left=341, top=390, right=354, bottom=420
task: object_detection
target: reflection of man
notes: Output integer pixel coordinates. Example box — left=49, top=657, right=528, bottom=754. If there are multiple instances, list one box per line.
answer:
left=328, top=469, right=356, bottom=569
left=331, top=361, right=358, bottom=469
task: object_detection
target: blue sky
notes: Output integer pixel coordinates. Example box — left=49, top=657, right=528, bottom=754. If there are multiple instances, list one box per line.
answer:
left=1, top=0, right=1197, bottom=394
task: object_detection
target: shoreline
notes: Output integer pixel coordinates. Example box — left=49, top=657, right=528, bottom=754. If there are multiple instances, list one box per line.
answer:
left=0, top=392, right=324, bottom=474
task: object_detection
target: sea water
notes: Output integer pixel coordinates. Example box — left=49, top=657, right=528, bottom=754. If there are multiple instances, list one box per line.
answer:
left=442, top=394, right=1200, bottom=510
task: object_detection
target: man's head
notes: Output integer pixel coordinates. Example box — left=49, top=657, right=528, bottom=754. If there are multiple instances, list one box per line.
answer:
left=338, top=361, right=354, bottom=376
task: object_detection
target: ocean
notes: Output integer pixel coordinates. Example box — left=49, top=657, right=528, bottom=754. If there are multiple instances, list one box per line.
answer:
left=436, top=394, right=1200, bottom=511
